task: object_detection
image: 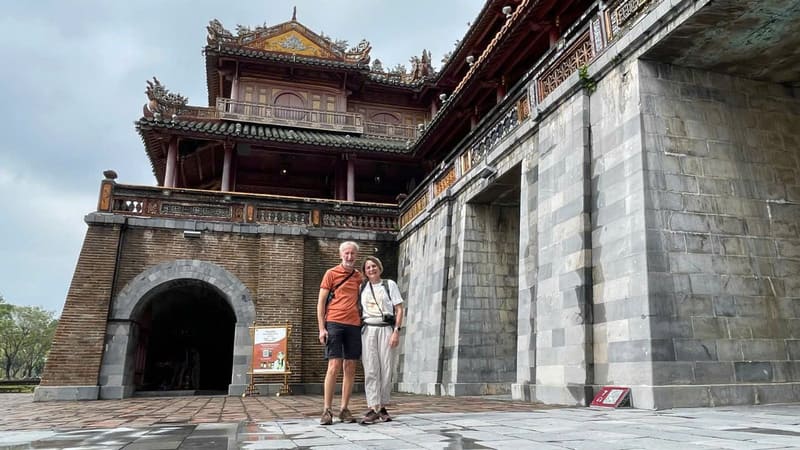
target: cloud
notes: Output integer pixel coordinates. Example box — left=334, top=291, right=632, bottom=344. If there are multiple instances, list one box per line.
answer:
left=0, top=165, right=94, bottom=313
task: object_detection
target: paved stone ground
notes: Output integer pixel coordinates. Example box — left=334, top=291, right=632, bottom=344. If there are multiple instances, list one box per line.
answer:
left=2, top=394, right=800, bottom=449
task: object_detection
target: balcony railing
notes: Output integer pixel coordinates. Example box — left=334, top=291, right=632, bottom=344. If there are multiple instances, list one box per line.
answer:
left=363, top=122, right=418, bottom=140
left=97, top=181, right=399, bottom=232
left=398, top=0, right=661, bottom=230
left=399, top=91, right=530, bottom=228
left=216, top=98, right=364, bottom=134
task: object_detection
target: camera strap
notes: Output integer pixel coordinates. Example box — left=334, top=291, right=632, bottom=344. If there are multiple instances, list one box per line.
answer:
left=368, top=282, right=386, bottom=316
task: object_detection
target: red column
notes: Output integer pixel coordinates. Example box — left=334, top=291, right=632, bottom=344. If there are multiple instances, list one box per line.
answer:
left=346, top=155, right=355, bottom=201
left=496, top=81, right=507, bottom=104
left=164, top=137, right=178, bottom=188
left=231, top=77, right=239, bottom=101
left=221, top=144, right=233, bottom=192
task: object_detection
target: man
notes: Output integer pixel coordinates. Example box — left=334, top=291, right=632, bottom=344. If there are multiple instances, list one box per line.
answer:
left=317, top=241, right=364, bottom=425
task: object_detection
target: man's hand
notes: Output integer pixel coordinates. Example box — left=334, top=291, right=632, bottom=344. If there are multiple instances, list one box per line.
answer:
left=389, top=330, right=400, bottom=348
left=319, top=329, right=328, bottom=345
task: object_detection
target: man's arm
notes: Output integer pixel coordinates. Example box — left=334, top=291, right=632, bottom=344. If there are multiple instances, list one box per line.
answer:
left=317, top=287, right=330, bottom=344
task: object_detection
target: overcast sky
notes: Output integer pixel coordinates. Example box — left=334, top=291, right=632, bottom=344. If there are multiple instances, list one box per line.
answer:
left=0, top=1, right=485, bottom=315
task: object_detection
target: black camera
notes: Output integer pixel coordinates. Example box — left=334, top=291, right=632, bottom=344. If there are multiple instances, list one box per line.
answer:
left=383, top=314, right=396, bottom=326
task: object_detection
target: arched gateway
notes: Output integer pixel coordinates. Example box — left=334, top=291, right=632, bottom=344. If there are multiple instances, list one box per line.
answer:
left=98, top=260, right=255, bottom=399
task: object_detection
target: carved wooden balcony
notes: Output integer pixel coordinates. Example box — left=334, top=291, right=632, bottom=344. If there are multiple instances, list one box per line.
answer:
left=216, top=98, right=364, bottom=134
left=97, top=182, right=399, bottom=233
left=363, top=121, right=418, bottom=140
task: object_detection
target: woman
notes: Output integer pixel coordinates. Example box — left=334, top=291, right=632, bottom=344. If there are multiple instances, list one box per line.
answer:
left=358, top=256, right=405, bottom=425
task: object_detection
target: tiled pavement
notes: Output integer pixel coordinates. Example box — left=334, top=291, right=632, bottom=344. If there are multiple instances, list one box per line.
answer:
left=2, top=394, right=800, bottom=449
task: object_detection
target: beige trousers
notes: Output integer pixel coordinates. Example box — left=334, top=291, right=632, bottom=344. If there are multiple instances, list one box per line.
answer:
left=361, top=324, right=395, bottom=408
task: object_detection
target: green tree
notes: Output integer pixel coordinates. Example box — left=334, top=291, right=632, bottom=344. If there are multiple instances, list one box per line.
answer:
left=0, top=296, right=58, bottom=380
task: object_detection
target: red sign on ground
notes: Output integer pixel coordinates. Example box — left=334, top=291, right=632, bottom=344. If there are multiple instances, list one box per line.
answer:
left=591, top=386, right=631, bottom=408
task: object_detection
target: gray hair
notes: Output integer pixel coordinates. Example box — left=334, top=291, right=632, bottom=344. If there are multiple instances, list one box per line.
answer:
left=339, top=241, right=360, bottom=253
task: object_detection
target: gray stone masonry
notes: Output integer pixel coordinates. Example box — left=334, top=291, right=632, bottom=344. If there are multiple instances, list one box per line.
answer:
left=397, top=203, right=453, bottom=395
left=513, top=153, right=539, bottom=401
left=533, top=91, right=594, bottom=406
left=454, top=203, right=519, bottom=387
left=640, top=60, right=800, bottom=405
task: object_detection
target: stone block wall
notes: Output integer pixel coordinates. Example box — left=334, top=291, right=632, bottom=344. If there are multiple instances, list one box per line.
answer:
left=588, top=59, right=654, bottom=403
left=397, top=203, right=453, bottom=395
left=640, top=61, right=800, bottom=406
left=455, top=203, right=519, bottom=386
left=533, top=91, right=594, bottom=405
left=513, top=152, right=539, bottom=400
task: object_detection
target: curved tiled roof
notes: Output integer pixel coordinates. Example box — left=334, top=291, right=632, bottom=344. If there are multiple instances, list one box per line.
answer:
left=413, top=0, right=531, bottom=151
left=206, top=46, right=433, bottom=90
left=136, top=117, right=412, bottom=153
left=207, top=45, right=371, bottom=71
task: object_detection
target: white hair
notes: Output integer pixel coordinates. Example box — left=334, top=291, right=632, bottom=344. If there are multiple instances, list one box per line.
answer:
left=339, top=241, right=360, bottom=253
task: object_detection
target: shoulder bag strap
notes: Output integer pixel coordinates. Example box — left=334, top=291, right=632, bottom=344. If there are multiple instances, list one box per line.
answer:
left=325, top=268, right=357, bottom=310
left=382, top=280, right=395, bottom=315
left=368, top=282, right=386, bottom=316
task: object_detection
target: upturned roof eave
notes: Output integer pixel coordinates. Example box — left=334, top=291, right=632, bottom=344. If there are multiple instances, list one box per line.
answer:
left=135, top=116, right=413, bottom=154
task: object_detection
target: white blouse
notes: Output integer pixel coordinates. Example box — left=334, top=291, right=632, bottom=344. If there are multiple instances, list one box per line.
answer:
left=360, top=279, right=403, bottom=325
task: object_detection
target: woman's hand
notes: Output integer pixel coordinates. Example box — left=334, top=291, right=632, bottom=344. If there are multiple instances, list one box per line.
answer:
left=389, top=329, right=400, bottom=348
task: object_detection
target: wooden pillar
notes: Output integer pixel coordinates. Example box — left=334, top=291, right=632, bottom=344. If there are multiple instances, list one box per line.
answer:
left=496, top=78, right=507, bottom=104
left=346, top=154, right=355, bottom=202
left=549, top=17, right=560, bottom=46
left=470, top=114, right=479, bottom=130
left=164, top=137, right=178, bottom=188
left=430, top=100, right=439, bottom=116
left=231, top=77, right=239, bottom=101
left=221, top=143, right=233, bottom=192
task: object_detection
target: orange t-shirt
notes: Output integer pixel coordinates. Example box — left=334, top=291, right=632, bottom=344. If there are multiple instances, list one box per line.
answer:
left=321, top=265, right=364, bottom=326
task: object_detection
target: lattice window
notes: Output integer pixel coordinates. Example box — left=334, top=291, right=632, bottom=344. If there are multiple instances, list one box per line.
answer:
left=536, top=31, right=594, bottom=103
left=434, top=166, right=456, bottom=197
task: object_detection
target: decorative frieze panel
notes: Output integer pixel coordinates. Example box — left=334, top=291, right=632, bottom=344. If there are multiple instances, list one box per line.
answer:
left=470, top=102, right=520, bottom=167
left=516, top=95, right=530, bottom=122
left=536, top=31, right=594, bottom=103
left=460, top=151, right=473, bottom=176
left=607, top=0, right=653, bottom=39
left=256, top=208, right=310, bottom=225
left=322, top=213, right=397, bottom=231
left=400, top=194, right=429, bottom=228
left=591, top=16, right=606, bottom=53
left=434, top=166, right=456, bottom=197
left=160, top=202, right=233, bottom=219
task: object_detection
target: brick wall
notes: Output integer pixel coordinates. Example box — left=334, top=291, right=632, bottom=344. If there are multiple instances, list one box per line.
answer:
left=42, top=219, right=397, bottom=390
left=41, top=224, right=121, bottom=386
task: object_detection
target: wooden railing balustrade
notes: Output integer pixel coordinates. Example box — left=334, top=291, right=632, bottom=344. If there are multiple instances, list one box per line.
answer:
left=216, top=98, right=364, bottom=134
left=363, top=121, right=418, bottom=140
left=100, top=183, right=399, bottom=232
left=215, top=98, right=420, bottom=140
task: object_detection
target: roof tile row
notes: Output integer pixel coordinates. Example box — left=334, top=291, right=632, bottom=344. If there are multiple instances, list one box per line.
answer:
left=136, top=117, right=411, bottom=154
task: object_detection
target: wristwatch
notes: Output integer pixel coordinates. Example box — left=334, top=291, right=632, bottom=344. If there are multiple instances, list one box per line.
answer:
left=394, top=326, right=401, bottom=332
